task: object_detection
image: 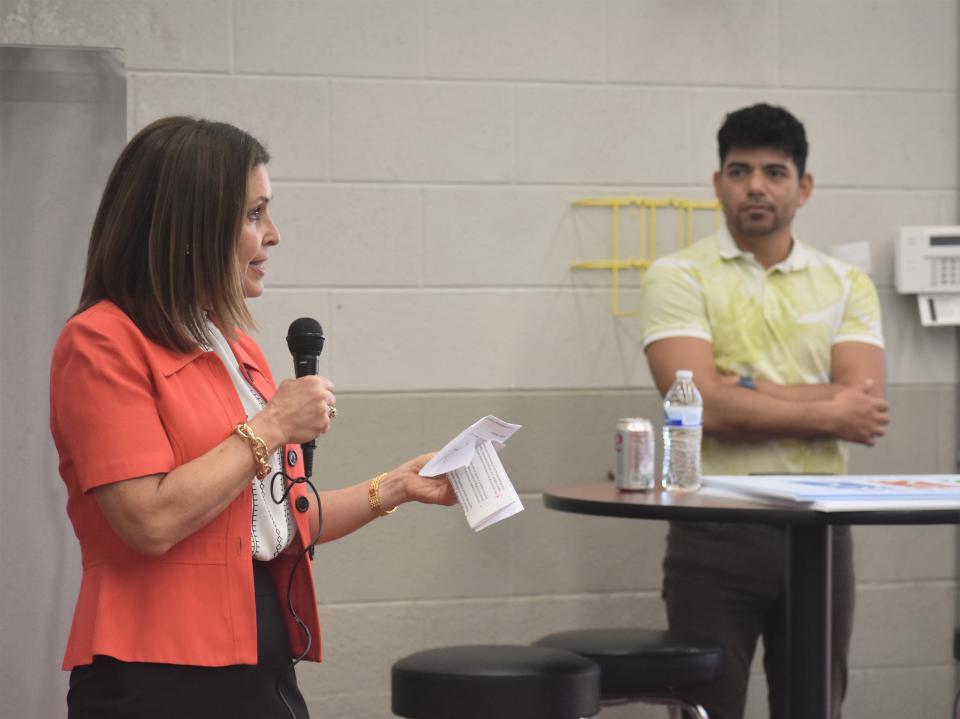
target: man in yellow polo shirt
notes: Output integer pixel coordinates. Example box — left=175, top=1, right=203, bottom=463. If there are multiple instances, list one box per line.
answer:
left=640, top=103, right=889, bottom=719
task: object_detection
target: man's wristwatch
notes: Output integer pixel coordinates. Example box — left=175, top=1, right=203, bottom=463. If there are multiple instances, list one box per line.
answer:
left=736, top=375, right=757, bottom=390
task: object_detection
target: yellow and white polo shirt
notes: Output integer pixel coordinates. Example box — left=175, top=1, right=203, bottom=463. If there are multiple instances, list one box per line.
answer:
left=640, top=227, right=884, bottom=475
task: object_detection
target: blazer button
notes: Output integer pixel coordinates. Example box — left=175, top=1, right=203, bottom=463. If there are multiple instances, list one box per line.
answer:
left=295, top=496, right=309, bottom=513
left=287, top=450, right=298, bottom=466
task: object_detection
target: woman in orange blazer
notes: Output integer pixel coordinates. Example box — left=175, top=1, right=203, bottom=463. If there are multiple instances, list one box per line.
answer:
left=50, top=116, right=456, bottom=719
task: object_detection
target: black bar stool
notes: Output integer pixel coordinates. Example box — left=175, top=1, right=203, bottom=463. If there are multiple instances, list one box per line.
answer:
left=391, top=644, right=601, bottom=719
left=535, top=628, right=724, bottom=719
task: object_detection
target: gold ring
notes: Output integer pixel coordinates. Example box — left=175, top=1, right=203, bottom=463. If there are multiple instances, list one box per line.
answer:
left=329, top=406, right=338, bottom=419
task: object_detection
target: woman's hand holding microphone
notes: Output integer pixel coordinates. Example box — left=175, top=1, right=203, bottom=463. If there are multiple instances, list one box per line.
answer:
left=248, top=375, right=336, bottom=453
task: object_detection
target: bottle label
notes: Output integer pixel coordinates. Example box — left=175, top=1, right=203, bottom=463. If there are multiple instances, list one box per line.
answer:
left=664, top=406, right=703, bottom=427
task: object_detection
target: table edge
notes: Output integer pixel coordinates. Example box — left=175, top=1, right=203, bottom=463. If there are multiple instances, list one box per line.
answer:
left=542, top=483, right=960, bottom=525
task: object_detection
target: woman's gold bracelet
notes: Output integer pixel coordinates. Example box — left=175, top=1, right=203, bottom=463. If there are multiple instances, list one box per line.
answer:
left=235, top=423, right=271, bottom=480
left=368, top=472, right=398, bottom=517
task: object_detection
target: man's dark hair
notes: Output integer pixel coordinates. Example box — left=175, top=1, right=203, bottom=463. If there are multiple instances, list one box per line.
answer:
left=717, top=103, right=808, bottom=176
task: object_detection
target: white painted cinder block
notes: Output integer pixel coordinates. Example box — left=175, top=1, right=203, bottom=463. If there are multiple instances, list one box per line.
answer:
left=851, top=582, right=955, bottom=667
left=845, top=665, right=956, bottom=719
left=423, top=185, right=720, bottom=288
left=26, top=0, right=231, bottom=72
left=780, top=0, right=947, bottom=90
left=234, top=0, right=421, bottom=78
left=848, top=385, right=956, bottom=475
left=774, top=91, right=957, bottom=190
left=251, top=288, right=651, bottom=392
left=515, top=86, right=692, bottom=184
left=269, top=184, right=422, bottom=287
left=423, top=187, right=620, bottom=287
left=794, top=190, right=944, bottom=288
left=423, top=0, right=604, bottom=82
left=126, top=73, right=138, bottom=140
left=944, top=0, right=960, bottom=92
left=324, top=288, right=651, bottom=391
left=854, top=526, right=956, bottom=583
left=135, top=75, right=329, bottom=181
left=330, top=81, right=513, bottom=182
left=879, top=289, right=958, bottom=385
left=312, top=500, right=666, bottom=604
left=0, top=0, right=32, bottom=43
left=941, top=192, right=960, bottom=223
left=606, top=0, right=779, bottom=86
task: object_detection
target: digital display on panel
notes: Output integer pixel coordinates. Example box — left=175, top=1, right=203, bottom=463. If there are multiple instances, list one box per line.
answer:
left=930, top=235, right=960, bottom=246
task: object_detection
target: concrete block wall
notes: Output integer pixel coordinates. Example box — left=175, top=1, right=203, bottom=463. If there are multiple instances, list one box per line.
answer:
left=3, top=1, right=958, bottom=717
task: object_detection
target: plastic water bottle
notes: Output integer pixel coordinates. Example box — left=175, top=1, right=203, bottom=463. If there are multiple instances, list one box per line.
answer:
left=661, top=369, right=703, bottom=493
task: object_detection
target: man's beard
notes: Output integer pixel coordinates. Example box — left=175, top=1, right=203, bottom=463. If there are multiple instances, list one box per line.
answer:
left=732, top=205, right=780, bottom=237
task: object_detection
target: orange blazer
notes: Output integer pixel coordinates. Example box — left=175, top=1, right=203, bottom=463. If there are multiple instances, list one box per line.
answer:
left=50, top=301, right=321, bottom=669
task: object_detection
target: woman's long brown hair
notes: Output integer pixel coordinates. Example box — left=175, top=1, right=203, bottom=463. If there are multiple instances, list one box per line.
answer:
left=77, top=116, right=270, bottom=353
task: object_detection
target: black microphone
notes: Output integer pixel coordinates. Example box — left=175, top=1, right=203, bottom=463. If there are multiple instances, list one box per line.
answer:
left=286, top=317, right=326, bottom=480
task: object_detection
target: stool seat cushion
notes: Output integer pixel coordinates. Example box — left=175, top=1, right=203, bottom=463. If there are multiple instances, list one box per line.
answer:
left=391, top=644, right=601, bottom=719
left=535, top=628, right=723, bottom=698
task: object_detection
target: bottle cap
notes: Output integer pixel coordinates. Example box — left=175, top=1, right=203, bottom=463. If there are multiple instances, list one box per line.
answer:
left=676, top=369, right=693, bottom=380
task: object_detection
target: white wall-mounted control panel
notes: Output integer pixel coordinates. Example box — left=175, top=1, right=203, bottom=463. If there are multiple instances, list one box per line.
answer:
left=896, top=225, right=960, bottom=294
left=896, top=226, right=960, bottom=326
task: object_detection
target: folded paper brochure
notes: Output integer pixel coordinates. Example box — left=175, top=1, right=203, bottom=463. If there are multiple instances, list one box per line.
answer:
left=419, top=415, right=523, bottom=531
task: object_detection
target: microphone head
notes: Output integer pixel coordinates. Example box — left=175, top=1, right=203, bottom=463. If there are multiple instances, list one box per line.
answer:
left=286, top=317, right=325, bottom=356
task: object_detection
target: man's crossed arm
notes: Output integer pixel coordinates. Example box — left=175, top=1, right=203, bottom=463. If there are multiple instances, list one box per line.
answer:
left=645, top=337, right=889, bottom=446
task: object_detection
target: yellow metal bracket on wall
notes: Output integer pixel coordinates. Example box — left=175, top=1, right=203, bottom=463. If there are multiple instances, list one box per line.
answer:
left=571, top=196, right=722, bottom=316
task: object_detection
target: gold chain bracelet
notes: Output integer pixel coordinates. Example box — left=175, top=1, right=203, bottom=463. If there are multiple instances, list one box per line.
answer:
left=235, top=423, right=270, bottom=480
left=368, top=472, right=398, bottom=517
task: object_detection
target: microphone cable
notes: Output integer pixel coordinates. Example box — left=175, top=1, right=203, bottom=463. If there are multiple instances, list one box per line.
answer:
left=269, top=467, right=324, bottom=719
left=275, top=315, right=328, bottom=717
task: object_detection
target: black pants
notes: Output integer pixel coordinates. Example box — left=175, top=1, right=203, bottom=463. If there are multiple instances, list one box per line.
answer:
left=67, top=561, right=310, bottom=719
left=662, top=522, right=854, bottom=719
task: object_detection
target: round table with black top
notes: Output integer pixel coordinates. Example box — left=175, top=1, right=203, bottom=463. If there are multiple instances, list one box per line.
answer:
left=542, top=480, right=960, bottom=719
